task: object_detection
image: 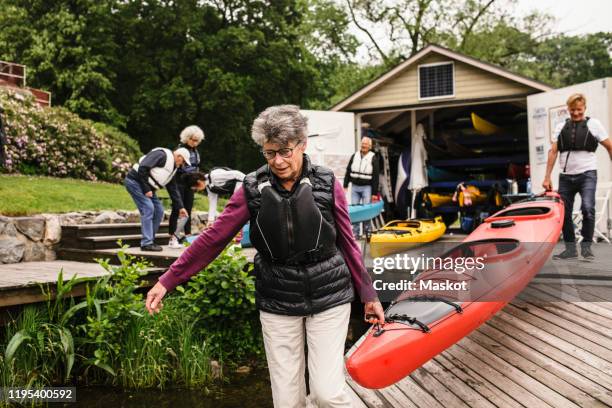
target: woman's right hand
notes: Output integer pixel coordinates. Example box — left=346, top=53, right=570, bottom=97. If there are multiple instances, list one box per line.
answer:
left=146, top=281, right=168, bottom=315
left=542, top=178, right=552, bottom=191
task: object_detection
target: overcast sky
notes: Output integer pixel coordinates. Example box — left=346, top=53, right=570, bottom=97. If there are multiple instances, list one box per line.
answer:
left=348, top=1, right=611, bottom=61
left=517, top=0, right=612, bottom=35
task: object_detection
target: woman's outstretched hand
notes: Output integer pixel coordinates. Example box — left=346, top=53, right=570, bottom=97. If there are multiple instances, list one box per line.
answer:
left=146, top=281, right=168, bottom=315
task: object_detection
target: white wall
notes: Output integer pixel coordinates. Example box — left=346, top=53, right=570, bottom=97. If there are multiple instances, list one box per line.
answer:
left=528, top=78, right=612, bottom=236
left=301, top=110, right=356, bottom=180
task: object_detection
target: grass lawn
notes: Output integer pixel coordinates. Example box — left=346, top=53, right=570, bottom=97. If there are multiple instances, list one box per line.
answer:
left=0, top=174, right=220, bottom=216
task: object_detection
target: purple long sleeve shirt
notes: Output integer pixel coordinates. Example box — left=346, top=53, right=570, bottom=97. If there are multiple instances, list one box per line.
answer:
left=158, top=179, right=378, bottom=302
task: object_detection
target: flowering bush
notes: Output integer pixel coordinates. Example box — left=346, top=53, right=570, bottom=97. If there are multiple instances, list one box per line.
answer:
left=0, top=89, right=141, bottom=182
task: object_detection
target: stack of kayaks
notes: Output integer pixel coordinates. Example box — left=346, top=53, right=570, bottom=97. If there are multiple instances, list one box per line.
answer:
left=369, top=216, right=446, bottom=258
left=427, top=166, right=464, bottom=182
left=346, top=192, right=564, bottom=389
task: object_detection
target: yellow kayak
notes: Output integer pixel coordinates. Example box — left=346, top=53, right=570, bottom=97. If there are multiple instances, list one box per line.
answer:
left=423, top=187, right=486, bottom=208
left=471, top=112, right=501, bottom=135
left=369, top=216, right=446, bottom=258
left=423, top=192, right=453, bottom=208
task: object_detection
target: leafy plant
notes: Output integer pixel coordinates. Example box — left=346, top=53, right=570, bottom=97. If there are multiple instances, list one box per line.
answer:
left=1, top=245, right=262, bottom=391
left=0, top=89, right=141, bottom=182
left=175, top=244, right=262, bottom=361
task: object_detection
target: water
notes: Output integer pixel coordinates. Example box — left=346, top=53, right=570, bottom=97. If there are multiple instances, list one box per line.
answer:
left=58, top=309, right=370, bottom=408
left=61, top=368, right=273, bottom=408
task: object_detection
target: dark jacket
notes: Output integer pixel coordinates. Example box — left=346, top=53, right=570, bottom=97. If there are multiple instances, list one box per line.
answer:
left=127, top=149, right=184, bottom=209
left=243, top=154, right=354, bottom=315
left=176, top=143, right=200, bottom=177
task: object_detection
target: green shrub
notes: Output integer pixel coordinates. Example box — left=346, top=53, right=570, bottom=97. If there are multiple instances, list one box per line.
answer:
left=175, top=244, right=263, bottom=362
left=0, top=245, right=262, bottom=391
left=0, top=89, right=141, bottom=182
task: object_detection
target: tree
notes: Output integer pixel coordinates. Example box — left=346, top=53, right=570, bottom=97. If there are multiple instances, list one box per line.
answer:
left=343, top=0, right=552, bottom=65
left=510, top=32, right=612, bottom=88
left=0, top=0, right=124, bottom=127
left=0, top=0, right=360, bottom=172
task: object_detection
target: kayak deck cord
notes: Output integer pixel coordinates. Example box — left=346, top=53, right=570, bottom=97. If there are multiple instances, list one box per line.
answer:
left=372, top=296, right=463, bottom=337
left=396, top=295, right=463, bottom=314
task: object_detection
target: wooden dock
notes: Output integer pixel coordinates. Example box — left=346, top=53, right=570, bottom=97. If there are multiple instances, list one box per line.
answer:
left=1, top=237, right=611, bottom=406
left=0, top=245, right=257, bottom=308
left=345, top=280, right=612, bottom=407
left=0, top=260, right=164, bottom=308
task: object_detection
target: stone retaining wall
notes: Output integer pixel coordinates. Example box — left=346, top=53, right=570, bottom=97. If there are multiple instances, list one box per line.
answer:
left=0, top=210, right=209, bottom=264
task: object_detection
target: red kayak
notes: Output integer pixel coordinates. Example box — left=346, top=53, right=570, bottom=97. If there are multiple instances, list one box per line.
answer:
left=346, top=192, right=564, bottom=389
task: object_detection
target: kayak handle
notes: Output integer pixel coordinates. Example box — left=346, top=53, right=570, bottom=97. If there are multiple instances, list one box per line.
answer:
left=385, top=314, right=431, bottom=333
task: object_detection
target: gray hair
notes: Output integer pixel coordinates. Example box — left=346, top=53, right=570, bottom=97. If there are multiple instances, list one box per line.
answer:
left=179, top=125, right=205, bottom=144
left=251, top=105, right=308, bottom=146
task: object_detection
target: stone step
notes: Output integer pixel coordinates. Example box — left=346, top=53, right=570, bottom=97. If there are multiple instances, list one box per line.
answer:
left=61, top=233, right=171, bottom=250
left=62, top=222, right=170, bottom=239
left=57, top=248, right=178, bottom=268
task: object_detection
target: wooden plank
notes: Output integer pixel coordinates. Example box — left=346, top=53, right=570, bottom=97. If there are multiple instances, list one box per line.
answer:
left=510, top=300, right=612, bottom=350
left=520, top=287, right=612, bottom=330
left=532, top=284, right=612, bottom=315
left=444, top=344, right=552, bottom=407
left=456, top=337, right=578, bottom=408
left=346, top=383, right=369, bottom=408
left=410, top=367, right=470, bottom=408
left=393, top=376, right=445, bottom=408
left=421, top=359, right=496, bottom=408
left=345, top=376, right=389, bottom=408
left=470, top=328, right=607, bottom=407
left=376, top=384, right=418, bottom=408
left=492, top=312, right=612, bottom=379
left=519, top=298, right=612, bottom=337
left=574, top=284, right=612, bottom=302
left=533, top=284, right=612, bottom=319
left=434, top=353, right=524, bottom=408
left=477, top=323, right=612, bottom=406
left=504, top=303, right=612, bottom=362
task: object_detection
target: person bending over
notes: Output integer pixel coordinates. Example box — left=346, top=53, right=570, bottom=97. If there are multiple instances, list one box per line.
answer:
left=124, top=147, right=190, bottom=251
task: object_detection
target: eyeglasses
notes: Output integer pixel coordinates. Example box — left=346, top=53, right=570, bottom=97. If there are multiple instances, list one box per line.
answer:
left=261, top=142, right=303, bottom=160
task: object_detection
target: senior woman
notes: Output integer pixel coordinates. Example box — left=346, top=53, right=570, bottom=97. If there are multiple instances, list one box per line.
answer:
left=146, top=105, right=383, bottom=407
left=168, top=125, right=205, bottom=248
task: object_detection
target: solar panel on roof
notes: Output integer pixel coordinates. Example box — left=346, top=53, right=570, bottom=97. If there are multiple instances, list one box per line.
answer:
left=419, top=63, right=454, bottom=98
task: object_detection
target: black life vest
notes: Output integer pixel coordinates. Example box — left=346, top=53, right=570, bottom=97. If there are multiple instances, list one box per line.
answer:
left=558, top=118, right=598, bottom=153
left=243, top=155, right=354, bottom=315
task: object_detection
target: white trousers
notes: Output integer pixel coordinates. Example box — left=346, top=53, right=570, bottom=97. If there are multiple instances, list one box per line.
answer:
left=259, top=303, right=353, bottom=408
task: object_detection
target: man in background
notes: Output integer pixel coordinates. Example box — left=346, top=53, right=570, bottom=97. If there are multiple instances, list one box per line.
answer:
left=344, top=136, right=379, bottom=237
left=543, top=93, right=612, bottom=260
left=124, top=147, right=191, bottom=251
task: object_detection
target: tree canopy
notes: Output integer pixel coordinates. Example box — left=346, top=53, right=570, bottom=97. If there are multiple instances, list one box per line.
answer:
left=0, top=0, right=610, bottom=173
